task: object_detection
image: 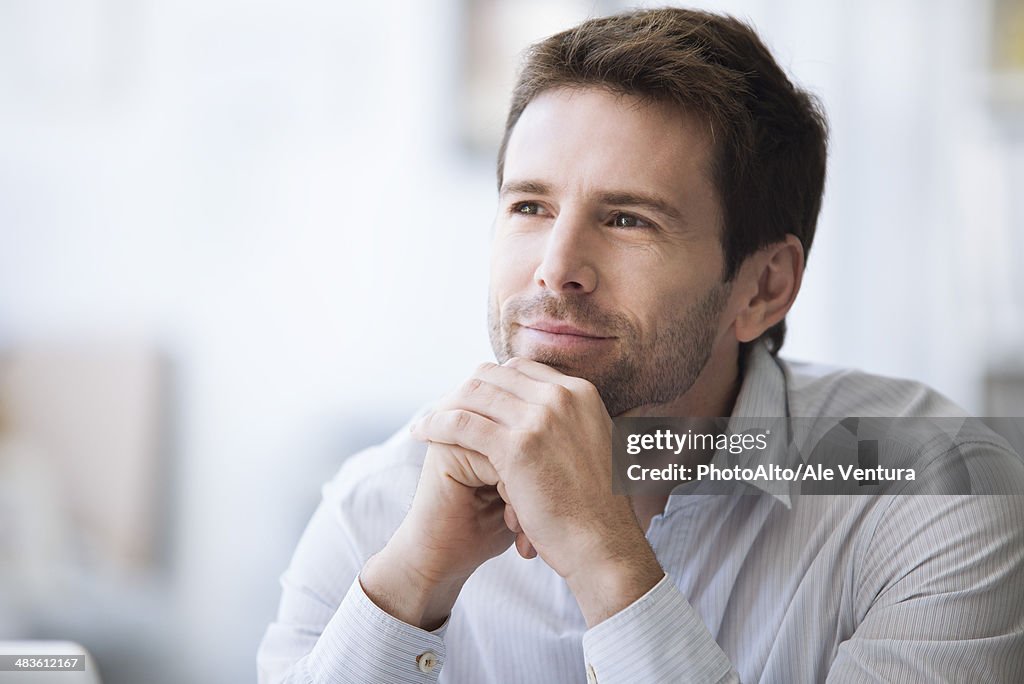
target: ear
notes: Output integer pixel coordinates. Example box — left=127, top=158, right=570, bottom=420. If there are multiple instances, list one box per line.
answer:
left=733, top=234, right=805, bottom=343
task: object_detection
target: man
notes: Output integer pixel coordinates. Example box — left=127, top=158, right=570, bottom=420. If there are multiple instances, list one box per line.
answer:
left=258, top=8, right=1024, bottom=683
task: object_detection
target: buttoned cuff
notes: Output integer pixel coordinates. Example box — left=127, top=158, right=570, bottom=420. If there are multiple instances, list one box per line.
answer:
left=305, top=576, right=448, bottom=683
left=581, top=574, right=737, bottom=683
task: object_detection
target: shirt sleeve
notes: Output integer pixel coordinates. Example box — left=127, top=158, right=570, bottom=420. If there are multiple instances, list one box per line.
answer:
left=825, top=493, right=1024, bottom=683
left=279, top=576, right=448, bottom=684
left=582, top=483, right=1024, bottom=683
left=581, top=574, right=740, bottom=683
left=257, top=435, right=449, bottom=684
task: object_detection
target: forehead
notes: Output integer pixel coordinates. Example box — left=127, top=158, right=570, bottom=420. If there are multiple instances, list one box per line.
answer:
left=503, top=87, right=718, bottom=212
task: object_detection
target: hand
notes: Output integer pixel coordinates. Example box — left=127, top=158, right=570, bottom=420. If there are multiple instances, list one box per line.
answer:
left=360, top=371, right=520, bottom=630
left=410, top=358, right=664, bottom=626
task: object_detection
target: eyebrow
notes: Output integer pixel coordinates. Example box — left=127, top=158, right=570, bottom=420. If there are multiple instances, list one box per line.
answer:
left=499, top=179, right=684, bottom=222
left=499, top=180, right=551, bottom=197
left=598, top=190, right=683, bottom=222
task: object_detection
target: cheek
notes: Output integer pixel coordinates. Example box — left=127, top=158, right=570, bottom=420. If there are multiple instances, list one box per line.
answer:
left=629, top=274, right=713, bottom=333
left=489, top=235, right=537, bottom=295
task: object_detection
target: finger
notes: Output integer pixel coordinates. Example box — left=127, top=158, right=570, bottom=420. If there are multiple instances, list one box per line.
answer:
left=503, top=356, right=593, bottom=393
left=432, top=364, right=512, bottom=407
left=431, top=443, right=501, bottom=488
left=410, top=408, right=504, bottom=457
left=496, top=480, right=510, bottom=504
left=504, top=502, right=522, bottom=533
left=504, top=503, right=537, bottom=558
left=461, top=362, right=581, bottom=429
left=501, top=356, right=575, bottom=386
left=428, top=361, right=579, bottom=430
left=469, top=362, right=554, bottom=405
left=435, top=375, right=527, bottom=427
left=515, top=532, right=537, bottom=559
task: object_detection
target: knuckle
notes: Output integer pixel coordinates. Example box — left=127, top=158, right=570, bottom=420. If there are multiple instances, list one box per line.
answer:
left=510, top=429, right=534, bottom=455
left=547, top=383, right=572, bottom=408
left=527, top=405, right=551, bottom=432
left=573, top=378, right=600, bottom=402
left=454, top=410, right=473, bottom=432
left=462, top=377, right=484, bottom=395
left=475, top=361, right=496, bottom=374
left=566, top=375, right=591, bottom=394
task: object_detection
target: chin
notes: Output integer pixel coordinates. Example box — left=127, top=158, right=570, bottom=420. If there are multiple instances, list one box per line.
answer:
left=514, top=345, right=607, bottom=379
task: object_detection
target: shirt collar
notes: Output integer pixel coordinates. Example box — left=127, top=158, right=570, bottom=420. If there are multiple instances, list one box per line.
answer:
left=731, top=340, right=791, bottom=419
left=722, top=340, right=794, bottom=508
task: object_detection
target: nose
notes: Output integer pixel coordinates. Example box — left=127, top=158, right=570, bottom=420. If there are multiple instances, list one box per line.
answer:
left=533, top=210, right=598, bottom=294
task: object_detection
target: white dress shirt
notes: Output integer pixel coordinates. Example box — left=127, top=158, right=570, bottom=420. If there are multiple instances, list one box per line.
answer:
left=257, top=342, right=1024, bottom=683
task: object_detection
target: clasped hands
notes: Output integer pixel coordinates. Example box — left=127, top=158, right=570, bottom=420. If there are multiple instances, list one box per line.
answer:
left=411, top=357, right=619, bottom=568
left=380, top=357, right=664, bottom=628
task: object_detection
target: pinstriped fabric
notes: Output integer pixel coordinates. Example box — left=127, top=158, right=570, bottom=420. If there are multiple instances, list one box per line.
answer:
left=258, top=342, right=1024, bottom=683
left=582, top=576, right=734, bottom=681
left=306, top=580, right=446, bottom=683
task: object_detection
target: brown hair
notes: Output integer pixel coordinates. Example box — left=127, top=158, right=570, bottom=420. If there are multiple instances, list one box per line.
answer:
left=497, top=8, right=828, bottom=355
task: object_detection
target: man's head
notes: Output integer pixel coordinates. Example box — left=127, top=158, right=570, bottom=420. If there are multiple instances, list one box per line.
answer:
left=488, top=8, right=827, bottom=416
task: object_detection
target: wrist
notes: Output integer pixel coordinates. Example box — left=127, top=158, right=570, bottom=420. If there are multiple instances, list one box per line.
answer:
left=564, top=531, right=665, bottom=628
left=361, top=533, right=469, bottom=631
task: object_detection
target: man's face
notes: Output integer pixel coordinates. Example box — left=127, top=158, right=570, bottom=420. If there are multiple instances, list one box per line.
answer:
left=488, top=87, right=736, bottom=417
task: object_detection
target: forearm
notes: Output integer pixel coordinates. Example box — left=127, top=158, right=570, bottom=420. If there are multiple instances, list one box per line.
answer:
left=360, top=532, right=468, bottom=631
left=565, top=527, right=666, bottom=628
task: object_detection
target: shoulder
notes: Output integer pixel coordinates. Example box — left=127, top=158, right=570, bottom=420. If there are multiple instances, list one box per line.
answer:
left=775, top=354, right=1023, bottom=491
left=321, top=408, right=431, bottom=523
left=851, top=494, right=1024, bottom=626
left=778, top=356, right=970, bottom=419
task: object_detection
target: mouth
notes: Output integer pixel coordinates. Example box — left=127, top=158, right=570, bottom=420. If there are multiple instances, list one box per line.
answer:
left=523, top=320, right=612, bottom=337
left=516, top=319, right=616, bottom=350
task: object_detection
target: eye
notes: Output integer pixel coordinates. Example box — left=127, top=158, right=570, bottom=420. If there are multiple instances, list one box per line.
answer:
left=510, top=201, right=543, bottom=216
left=609, top=212, right=653, bottom=229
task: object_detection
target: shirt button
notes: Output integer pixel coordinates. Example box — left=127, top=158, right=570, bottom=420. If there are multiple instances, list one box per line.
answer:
left=417, top=651, right=439, bottom=673
left=586, top=663, right=598, bottom=684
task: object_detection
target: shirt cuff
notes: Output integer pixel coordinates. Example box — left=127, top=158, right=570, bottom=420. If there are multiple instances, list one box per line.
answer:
left=581, top=574, right=737, bottom=683
left=305, top=576, right=448, bottom=683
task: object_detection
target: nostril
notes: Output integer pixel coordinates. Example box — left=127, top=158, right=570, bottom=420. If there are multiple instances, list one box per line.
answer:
left=534, top=262, right=597, bottom=294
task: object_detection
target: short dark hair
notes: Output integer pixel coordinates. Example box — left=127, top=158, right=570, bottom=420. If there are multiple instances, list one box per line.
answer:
left=497, top=8, right=828, bottom=355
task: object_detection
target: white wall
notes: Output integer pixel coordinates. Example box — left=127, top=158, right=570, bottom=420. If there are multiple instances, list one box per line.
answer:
left=1, top=1, right=1020, bottom=682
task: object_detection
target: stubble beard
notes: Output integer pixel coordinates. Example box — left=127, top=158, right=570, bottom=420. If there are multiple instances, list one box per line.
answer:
left=488, top=282, right=731, bottom=417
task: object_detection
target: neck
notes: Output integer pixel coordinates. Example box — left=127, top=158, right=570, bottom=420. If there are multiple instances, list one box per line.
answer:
left=622, top=340, right=744, bottom=531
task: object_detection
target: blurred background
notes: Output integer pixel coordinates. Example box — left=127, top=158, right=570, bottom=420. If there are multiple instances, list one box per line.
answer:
left=1, top=0, right=1022, bottom=682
